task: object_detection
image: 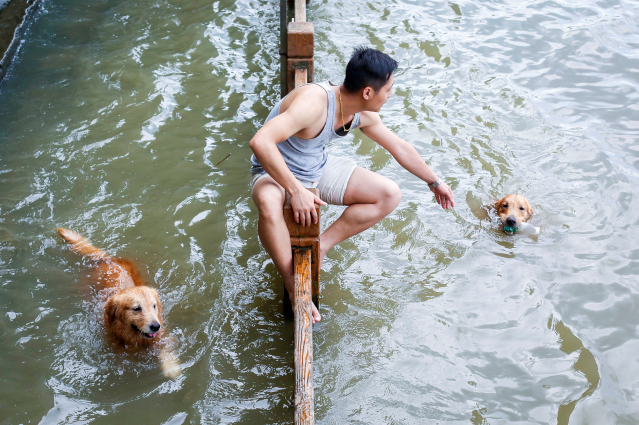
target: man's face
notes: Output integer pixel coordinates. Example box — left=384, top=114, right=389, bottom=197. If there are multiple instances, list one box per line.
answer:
left=367, top=75, right=394, bottom=112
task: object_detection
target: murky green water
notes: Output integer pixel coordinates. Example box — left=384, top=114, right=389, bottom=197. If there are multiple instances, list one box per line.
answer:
left=1, top=0, right=638, bottom=423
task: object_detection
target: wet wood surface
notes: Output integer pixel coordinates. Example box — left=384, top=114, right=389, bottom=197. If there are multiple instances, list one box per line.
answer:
left=283, top=188, right=320, bottom=307
left=293, top=249, right=314, bottom=424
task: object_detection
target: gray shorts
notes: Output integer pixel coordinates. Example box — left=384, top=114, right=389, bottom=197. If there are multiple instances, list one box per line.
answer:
left=250, top=155, right=358, bottom=205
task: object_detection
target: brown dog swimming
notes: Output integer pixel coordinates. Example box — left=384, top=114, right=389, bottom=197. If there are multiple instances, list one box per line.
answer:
left=57, top=227, right=180, bottom=378
left=492, top=194, right=533, bottom=233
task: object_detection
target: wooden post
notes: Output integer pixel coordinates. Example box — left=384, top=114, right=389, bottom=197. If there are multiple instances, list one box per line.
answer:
left=281, top=2, right=317, bottom=423
left=286, top=16, right=314, bottom=94
left=294, top=249, right=314, bottom=424
left=283, top=189, right=321, bottom=307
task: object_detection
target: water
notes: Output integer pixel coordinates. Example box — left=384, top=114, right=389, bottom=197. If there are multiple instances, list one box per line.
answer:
left=1, top=0, right=638, bottom=423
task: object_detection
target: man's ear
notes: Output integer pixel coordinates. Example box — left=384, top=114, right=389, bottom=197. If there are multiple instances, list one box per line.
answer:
left=362, top=87, right=374, bottom=100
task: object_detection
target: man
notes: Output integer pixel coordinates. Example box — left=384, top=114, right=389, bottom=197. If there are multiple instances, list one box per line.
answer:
left=249, top=47, right=454, bottom=324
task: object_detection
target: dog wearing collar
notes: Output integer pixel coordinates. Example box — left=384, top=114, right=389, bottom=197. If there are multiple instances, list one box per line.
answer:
left=57, top=227, right=180, bottom=379
left=492, top=194, right=533, bottom=234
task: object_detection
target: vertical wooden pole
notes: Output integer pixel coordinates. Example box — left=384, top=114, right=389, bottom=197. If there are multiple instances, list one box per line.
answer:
left=287, top=14, right=314, bottom=94
left=294, top=249, right=314, bottom=424
left=294, top=0, right=306, bottom=22
left=280, top=0, right=288, bottom=97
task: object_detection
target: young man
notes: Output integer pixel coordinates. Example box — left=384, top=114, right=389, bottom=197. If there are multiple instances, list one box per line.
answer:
left=249, top=47, right=454, bottom=324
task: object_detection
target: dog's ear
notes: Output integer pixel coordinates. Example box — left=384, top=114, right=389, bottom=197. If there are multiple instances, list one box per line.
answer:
left=150, top=288, right=163, bottom=318
left=104, top=296, right=121, bottom=325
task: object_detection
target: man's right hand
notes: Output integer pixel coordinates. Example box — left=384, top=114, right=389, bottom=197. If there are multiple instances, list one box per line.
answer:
left=290, top=187, right=326, bottom=226
left=431, top=182, right=455, bottom=210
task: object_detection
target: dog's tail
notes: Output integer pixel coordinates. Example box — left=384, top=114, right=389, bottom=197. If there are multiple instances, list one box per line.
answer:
left=57, top=227, right=108, bottom=261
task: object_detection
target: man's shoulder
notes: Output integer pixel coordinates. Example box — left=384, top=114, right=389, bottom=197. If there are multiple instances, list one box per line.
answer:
left=281, top=83, right=328, bottom=116
left=291, top=83, right=328, bottom=103
left=357, top=110, right=382, bottom=127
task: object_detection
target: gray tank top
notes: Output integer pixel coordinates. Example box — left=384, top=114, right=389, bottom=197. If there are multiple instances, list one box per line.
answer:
left=250, top=81, right=361, bottom=182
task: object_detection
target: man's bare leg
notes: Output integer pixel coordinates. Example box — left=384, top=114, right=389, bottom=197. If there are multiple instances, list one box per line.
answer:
left=318, top=167, right=401, bottom=266
left=252, top=176, right=322, bottom=323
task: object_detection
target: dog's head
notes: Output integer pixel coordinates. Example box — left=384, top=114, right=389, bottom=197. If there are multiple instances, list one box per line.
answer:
left=104, top=286, right=163, bottom=346
left=493, top=194, right=533, bottom=229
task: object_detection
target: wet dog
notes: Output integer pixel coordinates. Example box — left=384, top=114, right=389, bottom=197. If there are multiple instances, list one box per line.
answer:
left=57, top=228, right=180, bottom=379
left=492, top=194, right=533, bottom=233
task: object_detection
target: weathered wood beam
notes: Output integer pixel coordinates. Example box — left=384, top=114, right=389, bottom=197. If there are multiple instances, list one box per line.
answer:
left=294, top=68, right=307, bottom=88
left=286, top=21, right=314, bottom=93
left=283, top=188, right=321, bottom=307
left=294, top=0, right=306, bottom=23
left=287, top=22, right=314, bottom=59
left=293, top=248, right=314, bottom=424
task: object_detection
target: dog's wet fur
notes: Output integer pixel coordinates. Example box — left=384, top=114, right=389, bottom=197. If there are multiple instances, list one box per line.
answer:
left=492, top=194, right=533, bottom=230
left=57, top=227, right=179, bottom=378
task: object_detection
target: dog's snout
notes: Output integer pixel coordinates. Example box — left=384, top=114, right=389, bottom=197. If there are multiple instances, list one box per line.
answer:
left=150, top=322, right=161, bottom=332
left=505, top=216, right=517, bottom=227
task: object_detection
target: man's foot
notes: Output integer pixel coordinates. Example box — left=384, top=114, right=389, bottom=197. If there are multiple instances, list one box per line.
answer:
left=289, top=294, right=321, bottom=324
left=311, top=303, right=321, bottom=324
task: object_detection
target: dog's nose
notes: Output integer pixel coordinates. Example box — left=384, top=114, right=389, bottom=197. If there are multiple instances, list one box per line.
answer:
left=150, top=322, right=161, bottom=332
left=505, top=216, right=517, bottom=227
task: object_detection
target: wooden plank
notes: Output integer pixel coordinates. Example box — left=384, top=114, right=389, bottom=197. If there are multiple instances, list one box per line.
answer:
left=294, top=249, right=314, bottom=424
left=284, top=189, right=320, bottom=309
left=290, top=236, right=320, bottom=307
left=287, top=22, right=314, bottom=58
left=294, top=0, right=306, bottom=22
left=287, top=58, right=314, bottom=93
left=295, top=68, right=307, bottom=89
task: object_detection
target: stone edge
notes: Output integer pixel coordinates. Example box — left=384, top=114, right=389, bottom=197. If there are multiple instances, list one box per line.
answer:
left=0, top=0, right=40, bottom=84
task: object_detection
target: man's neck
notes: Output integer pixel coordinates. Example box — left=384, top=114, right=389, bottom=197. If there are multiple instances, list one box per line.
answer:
left=336, top=84, right=362, bottom=117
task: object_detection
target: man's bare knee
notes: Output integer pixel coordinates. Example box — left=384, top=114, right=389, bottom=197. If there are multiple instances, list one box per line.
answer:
left=378, top=180, right=401, bottom=214
left=253, top=181, right=285, bottom=214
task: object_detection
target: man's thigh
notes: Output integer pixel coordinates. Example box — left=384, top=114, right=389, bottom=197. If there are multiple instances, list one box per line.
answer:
left=251, top=174, right=286, bottom=212
left=342, top=167, right=401, bottom=206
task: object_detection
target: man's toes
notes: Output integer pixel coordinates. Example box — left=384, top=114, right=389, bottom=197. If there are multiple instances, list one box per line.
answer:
left=312, top=306, right=321, bottom=324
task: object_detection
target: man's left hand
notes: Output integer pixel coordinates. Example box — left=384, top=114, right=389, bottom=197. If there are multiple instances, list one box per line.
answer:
left=431, top=182, right=455, bottom=209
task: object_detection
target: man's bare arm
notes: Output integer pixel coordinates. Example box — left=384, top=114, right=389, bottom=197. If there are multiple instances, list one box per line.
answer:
left=358, top=111, right=455, bottom=209
left=249, top=88, right=327, bottom=225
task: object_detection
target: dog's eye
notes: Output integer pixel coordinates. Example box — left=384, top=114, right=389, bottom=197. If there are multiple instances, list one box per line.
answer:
left=503, top=203, right=508, bottom=208
left=520, top=207, right=525, bottom=211
left=133, top=306, right=142, bottom=312
left=154, top=304, right=157, bottom=309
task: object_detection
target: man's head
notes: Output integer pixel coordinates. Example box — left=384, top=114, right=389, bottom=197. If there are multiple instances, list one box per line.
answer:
left=343, top=47, right=398, bottom=110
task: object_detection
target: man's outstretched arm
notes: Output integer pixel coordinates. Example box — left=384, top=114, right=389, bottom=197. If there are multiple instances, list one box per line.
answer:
left=358, top=111, right=455, bottom=209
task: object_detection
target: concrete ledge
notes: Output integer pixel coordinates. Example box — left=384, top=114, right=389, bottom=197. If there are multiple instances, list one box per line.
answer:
left=0, top=0, right=40, bottom=83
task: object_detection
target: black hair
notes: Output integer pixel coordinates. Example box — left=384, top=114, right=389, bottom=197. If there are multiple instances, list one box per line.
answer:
left=343, top=47, right=398, bottom=94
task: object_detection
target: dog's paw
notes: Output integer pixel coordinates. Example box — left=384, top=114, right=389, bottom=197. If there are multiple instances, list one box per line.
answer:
left=160, top=355, right=181, bottom=380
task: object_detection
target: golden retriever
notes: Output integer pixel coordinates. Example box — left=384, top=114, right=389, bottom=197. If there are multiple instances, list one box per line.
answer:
left=492, top=194, right=533, bottom=233
left=57, top=227, right=180, bottom=379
